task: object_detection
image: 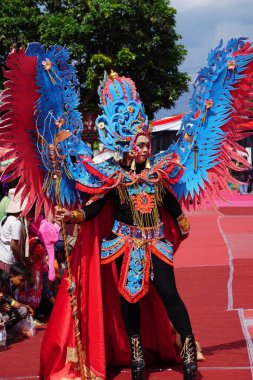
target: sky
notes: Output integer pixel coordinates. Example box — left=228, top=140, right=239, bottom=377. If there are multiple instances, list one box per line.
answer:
left=155, top=0, right=253, bottom=119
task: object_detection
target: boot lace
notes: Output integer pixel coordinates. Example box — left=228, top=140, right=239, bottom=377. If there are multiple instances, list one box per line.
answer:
left=180, top=336, right=195, bottom=364
left=131, top=337, right=144, bottom=362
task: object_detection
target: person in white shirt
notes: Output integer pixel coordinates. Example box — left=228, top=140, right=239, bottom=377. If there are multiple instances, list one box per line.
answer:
left=0, top=189, right=27, bottom=272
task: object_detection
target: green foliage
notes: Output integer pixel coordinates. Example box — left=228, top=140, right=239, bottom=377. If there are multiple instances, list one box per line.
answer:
left=0, top=0, right=189, bottom=118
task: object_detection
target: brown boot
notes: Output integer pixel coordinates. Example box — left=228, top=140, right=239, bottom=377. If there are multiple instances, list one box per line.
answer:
left=180, top=335, right=197, bottom=379
left=130, top=335, right=145, bottom=380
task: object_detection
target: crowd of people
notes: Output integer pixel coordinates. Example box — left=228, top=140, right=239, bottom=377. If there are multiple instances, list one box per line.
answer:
left=0, top=184, right=77, bottom=350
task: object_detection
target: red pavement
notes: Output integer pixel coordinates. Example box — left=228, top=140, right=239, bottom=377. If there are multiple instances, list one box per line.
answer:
left=0, top=191, right=253, bottom=380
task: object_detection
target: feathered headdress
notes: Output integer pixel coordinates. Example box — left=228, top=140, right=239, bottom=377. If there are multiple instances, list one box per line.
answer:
left=96, top=71, right=149, bottom=158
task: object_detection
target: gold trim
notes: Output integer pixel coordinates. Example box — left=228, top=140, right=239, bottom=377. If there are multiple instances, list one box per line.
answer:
left=117, top=182, right=164, bottom=229
left=109, top=70, right=118, bottom=80
left=177, top=213, right=190, bottom=234
left=66, top=347, right=79, bottom=363
left=71, top=210, right=85, bottom=224
left=66, top=347, right=103, bottom=380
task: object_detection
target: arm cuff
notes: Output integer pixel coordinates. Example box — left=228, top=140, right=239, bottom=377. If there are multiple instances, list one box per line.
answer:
left=177, top=213, right=190, bottom=235
left=70, top=209, right=85, bottom=224
left=10, top=299, right=16, bottom=307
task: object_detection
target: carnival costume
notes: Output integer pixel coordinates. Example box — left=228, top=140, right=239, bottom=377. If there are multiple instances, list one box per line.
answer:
left=0, top=38, right=253, bottom=380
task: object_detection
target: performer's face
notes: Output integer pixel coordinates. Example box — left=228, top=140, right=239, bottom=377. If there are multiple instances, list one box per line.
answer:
left=134, top=135, right=150, bottom=164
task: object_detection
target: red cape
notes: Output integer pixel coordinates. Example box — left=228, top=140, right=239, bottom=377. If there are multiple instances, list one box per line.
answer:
left=40, top=201, right=182, bottom=380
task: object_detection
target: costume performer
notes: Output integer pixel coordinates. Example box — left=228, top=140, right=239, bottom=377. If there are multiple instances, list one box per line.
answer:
left=0, top=38, right=253, bottom=380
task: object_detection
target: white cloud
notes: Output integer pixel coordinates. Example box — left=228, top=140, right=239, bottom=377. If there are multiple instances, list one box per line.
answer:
left=172, top=0, right=253, bottom=78
left=171, top=0, right=253, bottom=12
left=156, top=0, right=253, bottom=117
left=214, top=21, right=252, bottom=44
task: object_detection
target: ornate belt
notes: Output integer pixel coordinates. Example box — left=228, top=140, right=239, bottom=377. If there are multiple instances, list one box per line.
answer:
left=112, top=220, right=164, bottom=241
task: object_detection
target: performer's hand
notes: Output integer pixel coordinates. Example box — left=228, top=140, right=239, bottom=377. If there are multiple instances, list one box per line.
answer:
left=55, top=206, right=72, bottom=224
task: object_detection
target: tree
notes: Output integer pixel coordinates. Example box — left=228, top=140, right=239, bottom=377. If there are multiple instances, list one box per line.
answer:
left=0, top=0, right=189, bottom=118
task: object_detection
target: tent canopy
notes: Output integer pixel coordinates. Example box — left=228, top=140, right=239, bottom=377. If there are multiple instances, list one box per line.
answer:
left=152, top=113, right=184, bottom=132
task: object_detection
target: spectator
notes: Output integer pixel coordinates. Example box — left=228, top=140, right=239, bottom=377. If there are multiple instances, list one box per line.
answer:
left=17, top=213, right=46, bottom=313
left=0, top=265, right=33, bottom=333
left=0, top=276, right=8, bottom=350
left=0, top=194, right=9, bottom=222
left=0, top=274, right=8, bottom=326
left=9, top=263, right=31, bottom=301
left=34, top=262, right=56, bottom=320
left=18, top=212, right=59, bottom=320
left=0, top=189, right=27, bottom=272
left=237, top=164, right=250, bottom=195
left=54, top=243, right=67, bottom=281
left=0, top=178, right=19, bottom=218
left=248, top=166, right=253, bottom=193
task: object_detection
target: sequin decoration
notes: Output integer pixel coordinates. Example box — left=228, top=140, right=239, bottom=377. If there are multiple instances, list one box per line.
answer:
left=131, top=191, right=155, bottom=214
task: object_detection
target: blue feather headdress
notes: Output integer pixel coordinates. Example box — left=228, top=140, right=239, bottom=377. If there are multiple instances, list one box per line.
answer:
left=96, top=71, right=149, bottom=158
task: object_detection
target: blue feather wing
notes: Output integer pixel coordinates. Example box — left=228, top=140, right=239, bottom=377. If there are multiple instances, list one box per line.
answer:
left=165, top=38, right=253, bottom=205
left=26, top=42, right=93, bottom=206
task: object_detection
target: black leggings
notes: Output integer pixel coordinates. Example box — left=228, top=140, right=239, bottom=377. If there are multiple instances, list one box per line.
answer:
left=116, top=254, right=192, bottom=338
